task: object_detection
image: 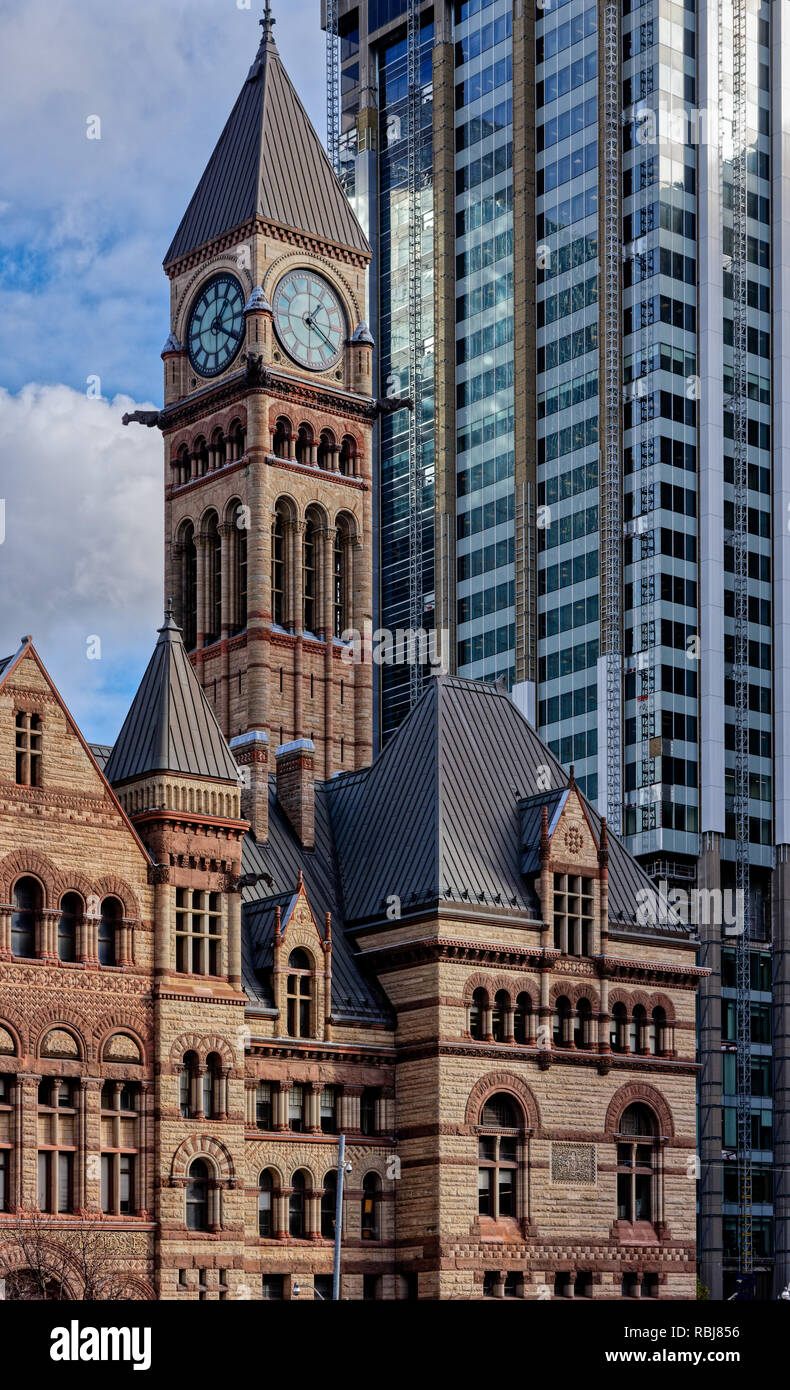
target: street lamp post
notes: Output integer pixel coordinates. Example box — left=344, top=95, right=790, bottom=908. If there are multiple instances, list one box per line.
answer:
left=333, top=1133, right=350, bottom=1301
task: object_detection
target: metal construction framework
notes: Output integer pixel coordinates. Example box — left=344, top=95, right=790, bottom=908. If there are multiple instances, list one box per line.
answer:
left=601, top=1, right=624, bottom=836
left=326, top=0, right=340, bottom=174
left=725, top=0, right=754, bottom=1285
left=406, top=0, right=426, bottom=707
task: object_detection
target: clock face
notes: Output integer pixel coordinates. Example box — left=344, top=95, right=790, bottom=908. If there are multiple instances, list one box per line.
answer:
left=272, top=270, right=345, bottom=371
left=187, top=273, right=245, bottom=378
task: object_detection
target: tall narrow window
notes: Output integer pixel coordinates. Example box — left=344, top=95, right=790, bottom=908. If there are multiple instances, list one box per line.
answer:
left=339, top=435, right=355, bottom=475
left=492, top=990, right=509, bottom=1043
left=320, top=1086, right=338, bottom=1134
left=361, top=1172, right=381, bottom=1240
left=98, top=898, right=120, bottom=967
left=288, top=1084, right=306, bottom=1133
left=616, top=1104, right=657, bottom=1224
left=180, top=1051, right=198, bottom=1118
left=182, top=523, right=198, bottom=651
left=258, top=1169, right=275, bottom=1236
left=469, top=987, right=487, bottom=1041
left=514, top=992, right=531, bottom=1044
left=477, top=1094, right=520, bottom=1221
left=333, top=531, right=347, bottom=638
left=286, top=950, right=312, bottom=1038
left=11, top=877, right=39, bottom=958
left=205, top=513, right=221, bottom=646
left=15, top=712, right=42, bottom=786
left=235, top=524, right=247, bottom=632
left=203, top=1054, right=221, bottom=1120
left=256, top=1082, right=272, bottom=1130
left=289, top=1170, right=307, bottom=1237
left=271, top=508, right=285, bottom=626
left=57, top=893, right=80, bottom=963
left=303, top=519, right=316, bottom=632
left=360, top=1088, right=378, bottom=1137
left=0, top=1148, right=8, bottom=1213
left=186, top=1159, right=210, bottom=1231
left=273, top=417, right=290, bottom=459
left=321, top=1170, right=337, bottom=1239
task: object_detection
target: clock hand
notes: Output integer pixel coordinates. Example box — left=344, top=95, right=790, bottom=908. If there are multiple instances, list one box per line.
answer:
left=305, top=314, right=334, bottom=352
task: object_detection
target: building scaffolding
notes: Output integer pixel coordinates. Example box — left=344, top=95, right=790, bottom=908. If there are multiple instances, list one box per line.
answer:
left=406, top=0, right=426, bottom=708
left=326, top=0, right=340, bottom=174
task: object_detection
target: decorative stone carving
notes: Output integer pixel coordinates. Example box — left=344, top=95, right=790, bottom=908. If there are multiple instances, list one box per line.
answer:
left=550, top=1142, right=597, bottom=1186
left=40, top=1028, right=80, bottom=1059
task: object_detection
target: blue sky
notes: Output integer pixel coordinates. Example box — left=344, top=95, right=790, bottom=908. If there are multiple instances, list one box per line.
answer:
left=0, top=0, right=323, bottom=743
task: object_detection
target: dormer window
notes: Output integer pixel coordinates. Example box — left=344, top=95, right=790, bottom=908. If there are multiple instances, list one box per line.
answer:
left=15, top=712, right=41, bottom=786
left=553, top=873, right=594, bottom=956
left=286, top=949, right=313, bottom=1037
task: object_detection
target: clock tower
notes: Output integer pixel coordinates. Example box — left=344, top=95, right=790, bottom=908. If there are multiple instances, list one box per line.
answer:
left=153, top=6, right=376, bottom=839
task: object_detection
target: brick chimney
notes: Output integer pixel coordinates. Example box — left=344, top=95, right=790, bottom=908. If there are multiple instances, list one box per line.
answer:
left=275, top=740, right=315, bottom=848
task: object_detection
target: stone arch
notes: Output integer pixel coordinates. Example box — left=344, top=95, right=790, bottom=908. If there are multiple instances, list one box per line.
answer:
left=303, top=499, right=330, bottom=529
left=462, top=974, right=495, bottom=1005
left=272, top=490, right=298, bottom=523
left=606, top=988, right=633, bottom=1012
left=0, top=1241, right=83, bottom=1298
left=464, top=1072, right=541, bottom=1133
left=97, top=1019, right=147, bottom=1065
left=285, top=1159, right=320, bottom=1187
left=0, top=1014, right=23, bottom=1058
left=334, top=506, right=359, bottom=543
left=92, top=877, right=141, bottom=921
left=50, top=871, right=94, bottom=910
left=169, top=1032, right=234, bottom=1069
left=649, top=991, right=676, bottom=1021
left=170, top=1134, right=236, bottom=1183
left=0, top=850, right=58, bottom=906
left=36, top=1023, right=86, bottom=1062
left=604, top=1083, right=675, bottom=1140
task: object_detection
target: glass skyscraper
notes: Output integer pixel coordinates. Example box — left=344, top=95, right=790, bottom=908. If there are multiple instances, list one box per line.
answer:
left=326, top=0, right=790, bottom=1298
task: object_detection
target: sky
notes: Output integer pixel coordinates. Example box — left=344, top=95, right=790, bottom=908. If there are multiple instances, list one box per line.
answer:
left=0, top=0, right=324, bottom=743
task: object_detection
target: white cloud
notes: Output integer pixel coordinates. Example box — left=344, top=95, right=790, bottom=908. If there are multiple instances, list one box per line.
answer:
left=0, top=383, right=163, bottom=744
left=0, top=0, right=324, bottom=400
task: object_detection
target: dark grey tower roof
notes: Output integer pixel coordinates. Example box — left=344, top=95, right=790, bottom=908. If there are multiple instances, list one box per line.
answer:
left=104, top=611, right=240, bottom=786
left=164, top=9, right=370, bottom=267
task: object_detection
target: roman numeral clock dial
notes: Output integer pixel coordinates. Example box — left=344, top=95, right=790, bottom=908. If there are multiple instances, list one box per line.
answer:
left=187, top=273, right=245, bottom=377
left=272, top=270, right=345, bottom=371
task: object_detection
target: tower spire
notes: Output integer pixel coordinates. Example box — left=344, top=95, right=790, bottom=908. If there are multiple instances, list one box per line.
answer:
left=260, top=1, right=275, bottom=46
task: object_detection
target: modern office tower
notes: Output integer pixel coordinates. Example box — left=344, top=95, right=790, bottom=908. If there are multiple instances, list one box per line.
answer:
left=325, top=0, right=790, bottom=1297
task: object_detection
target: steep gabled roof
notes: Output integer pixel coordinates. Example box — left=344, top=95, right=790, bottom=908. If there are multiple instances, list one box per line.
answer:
left=103, top=612, right=240, bottom=786
left=0, top=640, right=29, bottom=687
left=241, top=787, right=393, bottom=1023
left=164, top=14, right=370, bottom=267
left=327, top=675, right=689, bottom=940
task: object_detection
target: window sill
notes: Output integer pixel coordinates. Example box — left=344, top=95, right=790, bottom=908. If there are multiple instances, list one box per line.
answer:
left=611, top=1219, right=661, bottom=1245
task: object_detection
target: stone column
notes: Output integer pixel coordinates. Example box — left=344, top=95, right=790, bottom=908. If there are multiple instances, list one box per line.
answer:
left=196, top=532, right=210, bottom=651
left=321, top=527, right=337, bottom=781
left=153, top=872, right=171, bottom=976
left=0, top=904, right=11, bottom=958
left=697, top=830, right=723, bottom=1301
left=219, top=521, right=234, bottom=736
left=308, top=1083, right=321, bottom=1135
left=227, top=889, right=242, bottom=989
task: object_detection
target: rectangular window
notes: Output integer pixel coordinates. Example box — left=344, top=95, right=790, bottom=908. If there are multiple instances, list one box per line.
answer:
left=288, top=1085, right=305, bottom=1133
left=0, top=1149, right=8, bottom=1212
left=256, top=1082, right=273, bottom=1130
left=38, top=1152, right=51, bottom=1211
left=261, top=1276, right=284, bottom=1301
left=553, top=874, right=594, bottom=955
left=320, top=1087, right=337, bottom=1134
left=15, top=712, right=42, bottom=787
left=175, top=889, right=223, bottom=976
left=57, top=1153, right=73, bottom=1214
left=101, top=1154, right=113, bottom=1214
left=119, top=1154, right=134, bottom=1215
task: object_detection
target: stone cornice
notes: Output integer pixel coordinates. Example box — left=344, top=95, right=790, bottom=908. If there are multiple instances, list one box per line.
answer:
left=396, top=1039, right=699, bottom=1076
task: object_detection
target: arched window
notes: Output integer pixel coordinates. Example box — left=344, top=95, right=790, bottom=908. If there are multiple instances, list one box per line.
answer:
left=616, top=1104, right=657, bottom=1225
left=469, top=987, right=488, bottom=1041
left=514, top=992, right=531, bottom=1045
left=98, top=898, right=120, bottom=967
left=339, top=435, right=356, bottom=476
left=231, top=509, right=247, bottom=634
left=651, top=1007, right=667, bottom=1056
left=318, top=430, right=335, bottom=470
left=361, top=1172, right=381, bottom=1240
left=12, top=878, right=40, bottom=958
left=271, top=507, right=286, bottom=626
left=181, top=522, right=198, bottom=651
left=205, top=512, right=222, bottom=646
left=286, top=950, right=312, bottom=1038
left=228, top=419, right=246, bottom=461
left=203, top=1053, right=221, bottom=1120
left=194, top=436, right=209, bottom=478
left=478, top=1093, right=520, bottom=1221
left=553, top=995, right=572, bottom=1048
left=575, top=997, right=593, bottom=1049
left=492, top=990, right=510, bottom=1043
left=57, top=893, right=80, bottom=964
left=303, top=517, right=316, bottom=632
left=321, top=1170, right=337, bottom=1239
left=295, top=424, right=313, bottom=466
left=258, top=1169, right=276, bottom=1237
left=174, top=445, right=190, bottom=486
left=186, top=1159, right=210, bottom=1231
left=273, top=416, right=291, bottom=459
left=289, top=1170, right=308, bottom=1237
left=180, top=1051, right=198, bottom=1119
left=210, top=427, right=226, bottom=471
left=610, top=1002, right=628, bottom=1054
left=631, top=1004, right=646, bottom=1054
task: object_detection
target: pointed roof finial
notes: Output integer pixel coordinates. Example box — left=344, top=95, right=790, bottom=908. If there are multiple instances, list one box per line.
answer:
left=568, top=763, right=576, bottom=789
left=260, top=1, right=275, bottom=45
